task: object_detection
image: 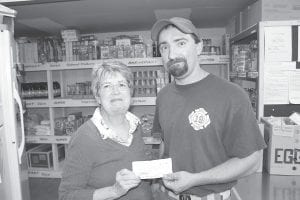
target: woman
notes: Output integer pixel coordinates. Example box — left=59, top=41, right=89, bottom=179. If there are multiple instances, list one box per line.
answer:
left=59, top=61, right=153, bottom=200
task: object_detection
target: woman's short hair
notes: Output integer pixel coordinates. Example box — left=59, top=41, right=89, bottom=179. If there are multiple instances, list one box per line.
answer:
left=91, top=61, right=133, bottom=97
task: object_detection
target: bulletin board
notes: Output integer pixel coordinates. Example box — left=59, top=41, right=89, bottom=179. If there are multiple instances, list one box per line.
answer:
left=262, top=21, right=300, bottom=117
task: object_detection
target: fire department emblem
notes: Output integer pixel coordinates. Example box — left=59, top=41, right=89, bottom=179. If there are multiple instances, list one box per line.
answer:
left=188, top=108, right=211, bottom=131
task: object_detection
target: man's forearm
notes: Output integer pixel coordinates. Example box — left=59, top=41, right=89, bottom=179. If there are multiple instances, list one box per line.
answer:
left=190, top=151, right=261, bottom=187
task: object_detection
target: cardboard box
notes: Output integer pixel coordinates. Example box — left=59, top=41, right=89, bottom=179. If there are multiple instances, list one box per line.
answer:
left=100, top=46, right=110, bottom=59
left=262, top=174, right=300, bottom=200
left=262, top=117, right=300, bottom=175
left=27, top=144, right=53, bottom=168
left=27, top=144, right=65, bottom=169
left=257, top=123, right=264, bottom=173
left=115, top=38, right=131, bottom=46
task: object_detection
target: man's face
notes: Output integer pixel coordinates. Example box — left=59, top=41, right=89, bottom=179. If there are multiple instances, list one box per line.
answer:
left=158, top=26, right=202, bottom=80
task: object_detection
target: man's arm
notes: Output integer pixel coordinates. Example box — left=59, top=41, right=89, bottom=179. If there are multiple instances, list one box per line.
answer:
left=162, top=150, right=261, bottom=194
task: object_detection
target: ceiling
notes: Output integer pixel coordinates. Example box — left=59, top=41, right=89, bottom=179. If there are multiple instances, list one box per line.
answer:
left=2, top=0, right=256, bottom=37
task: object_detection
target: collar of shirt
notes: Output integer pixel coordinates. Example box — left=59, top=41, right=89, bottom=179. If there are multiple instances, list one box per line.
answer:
left=91, top=107, right=140, bottom=146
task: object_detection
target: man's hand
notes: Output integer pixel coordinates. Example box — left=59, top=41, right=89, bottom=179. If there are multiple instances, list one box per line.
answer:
left=113, top=169, right=141, bottom=197
left=162, top=171, right=195, bottom=194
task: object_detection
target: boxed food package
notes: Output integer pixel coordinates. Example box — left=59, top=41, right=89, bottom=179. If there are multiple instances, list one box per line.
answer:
left=134, top=44, right=146, bottom=58
left=115, top=38, right=131, bottom=46
left=123, top=45, right=135, bottom=58
left=67, top=112, right=82, bottom=121
left=222, top=33, right=230, bottom=55
left=54, top=117, right=67, bottom=135
left=27, top=144, right=65, bottom=168
left=262, top=117, right=300, bottom=175
left=117, top=45, right=124, bottom=59
left=109, top=45, right=118, bottom=59
left=100, top=46, right=110, bottom=59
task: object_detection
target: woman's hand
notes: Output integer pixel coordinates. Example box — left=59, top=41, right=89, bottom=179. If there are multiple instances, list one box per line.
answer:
left=113, top=169, right=141, bottom=197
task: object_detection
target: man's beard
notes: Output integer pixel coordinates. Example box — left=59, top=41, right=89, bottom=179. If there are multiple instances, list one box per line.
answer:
left=166, top=58, right=188, bottom=78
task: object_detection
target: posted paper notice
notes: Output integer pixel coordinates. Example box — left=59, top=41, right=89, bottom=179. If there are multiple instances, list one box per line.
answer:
left=289, top=70, right=300, bottom=104
left=264, top=26, right=292, bottom=62
left=132, top=158, right=172, bottom=179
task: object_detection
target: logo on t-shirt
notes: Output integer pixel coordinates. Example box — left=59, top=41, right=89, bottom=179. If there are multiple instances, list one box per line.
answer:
left=188, top=108, right=211, bottom=131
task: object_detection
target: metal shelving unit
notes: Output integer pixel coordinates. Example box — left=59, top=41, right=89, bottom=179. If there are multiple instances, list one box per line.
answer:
left=23, top=55, right=229, bottom=178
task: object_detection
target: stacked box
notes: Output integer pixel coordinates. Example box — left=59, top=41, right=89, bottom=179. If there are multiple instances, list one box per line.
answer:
left=132, top=68, right=162, bottom=97
left=222, top=34, right=231, bottom=55
left=54, top=112, right=87, bottom=136
left=100, top=46, right=110, bottom=59
left=134, top=44, right=147, bottom=58
left=54, top=117, right=67, bottom=136
left=27, top=144, right=64, bottom=168
left=115, top=38, right=131, bottom=46
left=262, top=117, right=300, bottom=175
left=67, top=81, right=92, bottom=98
left=99, top=43, right=151, bottom=59
left=117, top=46, right=124, bottom=59
left=109, top=45, right=118, bottom=59
left=61, top=29, right=80, bottom=41
left=123, top=45, right=135, bottom=58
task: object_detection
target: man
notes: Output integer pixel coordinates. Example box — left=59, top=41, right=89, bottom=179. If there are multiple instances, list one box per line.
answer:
left=151, top=17, right=266, bottom=200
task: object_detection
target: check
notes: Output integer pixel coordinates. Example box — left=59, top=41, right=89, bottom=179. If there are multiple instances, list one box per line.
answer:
left=132, top=158, right=172, bottom=179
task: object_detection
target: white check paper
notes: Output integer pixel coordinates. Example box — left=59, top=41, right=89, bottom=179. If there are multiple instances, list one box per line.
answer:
left=132, top=158, right=172, bottom=179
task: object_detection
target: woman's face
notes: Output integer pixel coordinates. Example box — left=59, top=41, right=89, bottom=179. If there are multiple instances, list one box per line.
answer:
left=97, top=72, right=131, bottom=115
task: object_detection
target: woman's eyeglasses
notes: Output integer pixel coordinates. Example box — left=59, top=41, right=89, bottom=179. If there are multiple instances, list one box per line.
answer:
left=100, top=81, right=130, bottom=92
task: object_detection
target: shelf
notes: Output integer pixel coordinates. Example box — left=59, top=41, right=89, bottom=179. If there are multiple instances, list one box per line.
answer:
left=230, top=24, right=258, bottom=44
left=28, top=168, right=62, bottom=178
left=26, top=135, right=70, bottom=144
left=23, top=55, right=229, bottom=71
left=229, top=71, right=259, bottom=80
left=199, top=55, right=229, bottom=64
left=131, top=97, right=156, bottom=105
left=23, top=57, right=163, bottom=71
left=28, top=161, right=64, bottom=178
left=23, top=55, right=229, bottom=179
left=25, top=99, right=50, bottom=107
left=24, top=97, right=156, bottom=108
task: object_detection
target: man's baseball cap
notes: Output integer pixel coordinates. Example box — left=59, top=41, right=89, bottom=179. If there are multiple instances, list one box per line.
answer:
left=151, top=17, right=200, bottom=42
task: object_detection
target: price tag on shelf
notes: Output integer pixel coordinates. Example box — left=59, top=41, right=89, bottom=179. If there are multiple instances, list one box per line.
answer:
left=80, top=99, right=97, bottom=105
left=53, top=100, right=66, bottom=106
left=48, top=63, right=61, bottom=67
left=126, top=58, right=162, bottom=66
left=25, top=100, right=49, bottom=107
left=55, top=136, right=70, bottom=143
left=132, top=97, right=156, bottom=105
left=28, top=169, right=62, bottom=178
left=25, top=136, right=39, bottom=143
left=28, top=170, right=39, bottom=176
left=36, top=101, right=47, bottom=106
left=25, top=101, right=35, bottom=107
left=40, top=171, right=51, bottom=177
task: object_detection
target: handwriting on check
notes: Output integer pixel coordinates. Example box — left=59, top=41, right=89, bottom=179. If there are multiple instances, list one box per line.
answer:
left=132, top=158, right=172, bottom=179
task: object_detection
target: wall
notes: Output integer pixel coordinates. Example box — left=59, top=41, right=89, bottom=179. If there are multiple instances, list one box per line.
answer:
left=262, top=0, right=300, bottom=21
left=226, top=0, right=300, bottom=36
